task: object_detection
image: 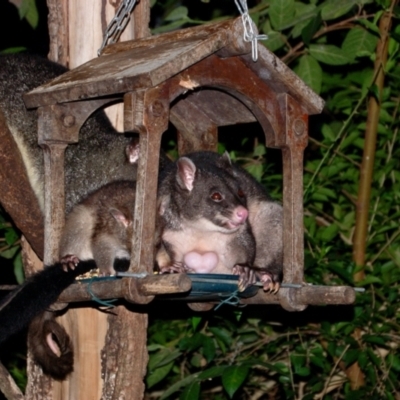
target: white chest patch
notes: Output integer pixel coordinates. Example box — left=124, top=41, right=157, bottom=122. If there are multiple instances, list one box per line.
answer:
left=162, top=218, right=244, bottom=274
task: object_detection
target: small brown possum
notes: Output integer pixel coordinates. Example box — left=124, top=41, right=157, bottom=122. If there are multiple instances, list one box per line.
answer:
left=59, top=180, right=135, bottom=275
left=0, top=180, right=136, bottom=379
left=31, top=180, right=136, bottom=379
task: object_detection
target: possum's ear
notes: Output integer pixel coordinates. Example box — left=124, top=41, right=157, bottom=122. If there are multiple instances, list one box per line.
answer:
left=219, top=152, right=234, bottom=172
left=110, top=208, right=130, bottom=227
left=176, top=157, right=197, bottom=191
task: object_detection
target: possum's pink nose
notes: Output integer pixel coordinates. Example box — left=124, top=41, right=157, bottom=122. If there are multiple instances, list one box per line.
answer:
left=234, top=206, right=248, bottom=223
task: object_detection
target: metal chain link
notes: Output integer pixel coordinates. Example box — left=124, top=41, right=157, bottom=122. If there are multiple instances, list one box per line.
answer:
left=98, top=0, right=139, bottom=56
left=234, top=0, right=268, bottom=61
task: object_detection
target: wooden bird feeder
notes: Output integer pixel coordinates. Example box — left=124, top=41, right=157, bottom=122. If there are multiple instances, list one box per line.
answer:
left=23, top=17, right=356, bottom=312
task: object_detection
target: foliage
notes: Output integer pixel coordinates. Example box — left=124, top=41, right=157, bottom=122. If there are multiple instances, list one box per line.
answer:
left=0, top=209, right=23, bottom=285
left=0, top=0, right=399, bottom=399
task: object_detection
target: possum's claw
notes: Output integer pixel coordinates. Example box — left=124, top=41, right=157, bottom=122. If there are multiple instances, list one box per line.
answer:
left=60, top=255, right=80, bottom=272
left=159, top=262, right=187, bottom=274
left=233, top=265, right=256, bottom=292
left=257, top=271, right=280, bottom=293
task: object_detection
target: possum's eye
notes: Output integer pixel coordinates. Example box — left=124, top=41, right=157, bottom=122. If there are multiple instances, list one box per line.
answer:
left=211, top=192, right=223, bottom=202
left=237, top=189, right=245, bottom=198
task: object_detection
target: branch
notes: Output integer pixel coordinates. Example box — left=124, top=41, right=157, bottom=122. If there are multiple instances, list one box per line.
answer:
left=349, top=1, right=398, bottom=392
left=352, top=2, right=397, bottom=278
left=0, top=361, right=24, bottom=400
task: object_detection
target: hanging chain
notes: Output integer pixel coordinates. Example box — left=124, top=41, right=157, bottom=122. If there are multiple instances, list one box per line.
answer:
left=234, top=0, right=268, bottom=62
left=98, top=0, right=139, bottom=56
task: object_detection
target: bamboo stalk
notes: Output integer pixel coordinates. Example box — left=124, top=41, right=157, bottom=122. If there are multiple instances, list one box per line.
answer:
left=352, top=4, right=395, bottom=279
left=349, top=2, right=397, bottom=390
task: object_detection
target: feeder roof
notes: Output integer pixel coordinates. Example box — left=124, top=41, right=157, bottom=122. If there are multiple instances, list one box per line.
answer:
left=24, top=18, right=324, bottom=115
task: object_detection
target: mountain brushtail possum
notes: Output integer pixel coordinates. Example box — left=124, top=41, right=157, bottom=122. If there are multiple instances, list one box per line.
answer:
left=156, top=153, right=258, bottom=289
left=0, top=53, right=138, bottom=214
left=0, top=180, right=136, bottom=379
left=127, top=148, right=282, bottom=290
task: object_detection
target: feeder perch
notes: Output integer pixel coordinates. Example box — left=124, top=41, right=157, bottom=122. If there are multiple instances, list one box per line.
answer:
left=24, top=17, right=353, bottom=312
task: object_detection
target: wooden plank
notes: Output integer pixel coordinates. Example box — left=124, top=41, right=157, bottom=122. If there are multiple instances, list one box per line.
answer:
left=23, top=19, right=250, bottom=109
left=174, top=89, right=256, bottom=126
left=0, top=110, right=44, bottom=259
left=102, top=18, right=239, bottom=55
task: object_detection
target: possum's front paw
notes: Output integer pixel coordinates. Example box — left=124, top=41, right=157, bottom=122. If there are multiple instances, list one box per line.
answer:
left=60, top=255, right=80, bottom=272
left=159, top=262, right=187, bottom=274
left=257, top=271, right=280, bottom=293
left=233, top=265, right=256, bottom=292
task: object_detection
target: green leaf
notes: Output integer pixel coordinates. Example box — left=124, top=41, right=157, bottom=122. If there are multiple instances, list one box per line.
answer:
left=146, top=361, right=174, bottom=388
left=320, top=224, right=339, bottom=242
left=387, top=354, right=400, bottom=372
left=165, top=6, right=188, bottom=21
left=5, top=228, right=18, bottom=245
left=13, top=252, right=24, bottom=285
left=179, top=381, right=200, bottom=400
left=245, top=164, right=263, bottom=182
left=291, top=353, right=306, bottom=369
left=358, top=350, right=369, bottom=369
left=198, top=365, right=226, bottom=380
left=0, top=47, right=27, bottom=54
left=18, top=0, right=39, bottom=28
left=264, top=31, right=286, bottom=52
left=222, top=365, right=249, bottom=398
left=291, top=3, right=318, bottom=39
left=191, top=316, right=202, bottom=331
left=0, top=245, right=19, bottom=260
left=269, top=0, right=296, bottom=31
left=310, top=355, right=325, bottom=369
left=202, top=336, right=216, bottom=363
left=309, top=44, right=351, bottom=65
left=294, top=55, right=322, bottom=94
left=296, top=366, right=311, bottom=376
left=179, top=332, right=204, bottom=352
left=363, top=334, right=387, bottom=347
left=320, top=0, right=357, bottom=21
left=208, top=327, right=232, bottom=348
left=357, top=276, right=382, bottom=286
left=301, top=12, right=322, bottom=45
left=160, top=373, right=199, bottom=400
left=253, top=144, right=266, bottom=157
left=342, top=27, right=378, bottom=61
left=148, top=348, right=182, bottom=370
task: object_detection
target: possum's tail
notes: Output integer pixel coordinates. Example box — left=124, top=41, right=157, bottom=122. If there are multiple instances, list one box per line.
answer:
left=0, top=260, right=96, bottom=378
